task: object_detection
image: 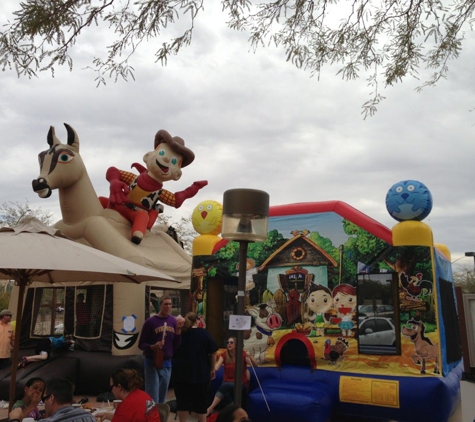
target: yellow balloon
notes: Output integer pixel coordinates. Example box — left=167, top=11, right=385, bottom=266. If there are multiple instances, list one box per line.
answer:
left=192, top=200, right=223, bottom=235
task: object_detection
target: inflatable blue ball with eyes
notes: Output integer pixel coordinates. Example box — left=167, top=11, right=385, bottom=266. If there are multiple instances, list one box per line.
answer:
left=385, top=180, right=433, bottom=222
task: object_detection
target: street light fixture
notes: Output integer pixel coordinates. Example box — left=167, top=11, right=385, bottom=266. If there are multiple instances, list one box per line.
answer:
left=222, top=188, right=270, bottom=407
left=465, top=252, right=475, bottom=271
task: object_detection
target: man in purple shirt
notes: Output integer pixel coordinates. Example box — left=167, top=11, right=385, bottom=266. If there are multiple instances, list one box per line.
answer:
left=139, top=294, right=184, bottom=403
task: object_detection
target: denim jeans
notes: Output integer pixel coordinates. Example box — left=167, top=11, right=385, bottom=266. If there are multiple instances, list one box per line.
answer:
left=215, top=381, right=249, bottom=410
left=144, top=356, right=172, bottom=403
left=215, top=382, right=235, bottom=400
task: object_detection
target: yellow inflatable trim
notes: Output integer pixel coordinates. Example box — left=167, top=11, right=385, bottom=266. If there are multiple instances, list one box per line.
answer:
left=392, top=220, right=433, bottom=247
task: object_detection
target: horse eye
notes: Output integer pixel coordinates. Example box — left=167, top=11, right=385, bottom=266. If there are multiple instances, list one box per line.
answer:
left=58, top=152, right=74, bottom=163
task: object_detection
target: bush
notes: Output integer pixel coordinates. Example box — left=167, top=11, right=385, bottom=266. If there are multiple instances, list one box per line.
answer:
left=0, top=292, right=11, bottom=311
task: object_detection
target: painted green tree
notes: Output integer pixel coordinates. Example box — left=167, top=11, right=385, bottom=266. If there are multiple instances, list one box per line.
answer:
left=307, top=220, right=392, bottom=286
left=204, top=220, right=397, bottom=290
left=205, top=229, right=286, bottom=278
left=342, top=220, right=391, bottom=268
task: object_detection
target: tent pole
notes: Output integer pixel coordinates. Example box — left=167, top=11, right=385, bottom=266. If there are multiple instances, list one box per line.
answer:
left=9, top=278, right=26, bottom=411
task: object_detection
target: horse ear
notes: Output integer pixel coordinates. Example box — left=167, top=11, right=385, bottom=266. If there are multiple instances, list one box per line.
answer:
left=47, top=126, right=55, bottom=147
left=64, top=123, right=79, bottom=150
left=47, top=126, right=61, bottom=147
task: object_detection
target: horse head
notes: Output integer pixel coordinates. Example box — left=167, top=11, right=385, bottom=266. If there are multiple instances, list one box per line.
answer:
left=402, top=317, right=432, bottom=344
left=32, top=123, right=84, bottom=198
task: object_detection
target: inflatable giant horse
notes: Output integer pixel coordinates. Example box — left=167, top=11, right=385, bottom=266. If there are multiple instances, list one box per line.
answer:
left=31, top=123, right=195, bottom=283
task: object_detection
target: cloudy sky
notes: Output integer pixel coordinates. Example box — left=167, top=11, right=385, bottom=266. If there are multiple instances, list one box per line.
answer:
left=1, top=2, right=474, bottom=266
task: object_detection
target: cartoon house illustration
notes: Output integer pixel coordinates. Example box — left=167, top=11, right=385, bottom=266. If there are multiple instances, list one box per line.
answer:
left=258, top=231, right=338, bottom=326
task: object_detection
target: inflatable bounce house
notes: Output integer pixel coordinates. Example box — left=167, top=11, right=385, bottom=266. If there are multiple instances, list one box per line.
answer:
left=1, top=124, right=203, bottom=399
left=192, top=180, right=462, bottom=422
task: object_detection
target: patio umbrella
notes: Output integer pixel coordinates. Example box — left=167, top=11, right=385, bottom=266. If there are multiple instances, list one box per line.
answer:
left=0, top=216, right=181, bottom=409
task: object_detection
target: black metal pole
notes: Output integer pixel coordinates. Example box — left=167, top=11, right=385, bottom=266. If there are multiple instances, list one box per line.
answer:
left=234, top=240, right=249, bottom=407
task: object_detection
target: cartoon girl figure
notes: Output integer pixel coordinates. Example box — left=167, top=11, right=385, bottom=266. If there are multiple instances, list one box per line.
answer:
left=332, top=284, right=357, bottom=337
left=303, top=283, right=333, bottom=337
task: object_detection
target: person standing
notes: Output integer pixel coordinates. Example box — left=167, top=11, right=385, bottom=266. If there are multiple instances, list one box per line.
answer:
left=172, top=312, right=218, bottom=422
left=0, top=309, right=14, bottom=370
left=139, top=294, right=184, bottom=403
left=42, top=378, right=96, bottom=422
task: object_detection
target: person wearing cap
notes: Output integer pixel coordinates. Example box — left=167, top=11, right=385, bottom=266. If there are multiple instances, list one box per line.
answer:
left=0, top=309, right=14, bottom=370
left=104, top=129, right=207, bottom=244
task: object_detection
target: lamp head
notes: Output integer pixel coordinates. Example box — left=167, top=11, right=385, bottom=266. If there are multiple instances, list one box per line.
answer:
left=222, top=189, right=269, bottom=242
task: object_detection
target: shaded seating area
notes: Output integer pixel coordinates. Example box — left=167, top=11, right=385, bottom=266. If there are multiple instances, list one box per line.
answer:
left=0, top=349, right=144, bottom=400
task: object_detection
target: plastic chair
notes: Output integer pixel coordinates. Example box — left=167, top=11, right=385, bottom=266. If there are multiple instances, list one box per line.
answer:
left=156, top=403, right=170, bottom=422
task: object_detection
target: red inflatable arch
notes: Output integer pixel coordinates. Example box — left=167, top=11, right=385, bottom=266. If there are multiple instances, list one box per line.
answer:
left=274, top=331, right=317, bottom=370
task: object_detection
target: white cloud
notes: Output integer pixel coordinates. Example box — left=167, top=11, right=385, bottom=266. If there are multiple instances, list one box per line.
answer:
left=1, top=1, right=475, bottom=266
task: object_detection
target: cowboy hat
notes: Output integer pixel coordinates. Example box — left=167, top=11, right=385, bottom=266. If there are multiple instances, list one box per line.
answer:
left=154, top=129, right=195, bottom=168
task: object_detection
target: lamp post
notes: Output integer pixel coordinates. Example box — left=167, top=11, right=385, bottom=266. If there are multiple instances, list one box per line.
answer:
left=222, top=188, right=269, bottom=407
left=465, top=252, right=475, bottom=272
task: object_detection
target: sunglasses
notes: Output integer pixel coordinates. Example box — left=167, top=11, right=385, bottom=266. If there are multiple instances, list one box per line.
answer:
left=227, top=341, right=235, bottom=344
left=42, top=394, right=52, bottom=402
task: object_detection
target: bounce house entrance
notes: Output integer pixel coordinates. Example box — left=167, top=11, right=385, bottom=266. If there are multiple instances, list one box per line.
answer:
left=275, top=332, right=317, bottom=369
left=249, top=331, right=332, bottom=422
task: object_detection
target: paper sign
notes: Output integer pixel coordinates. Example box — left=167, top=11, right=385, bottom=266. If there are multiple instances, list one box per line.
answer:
left=229, top=314, right=251, bottom=330
left=339, top=376, right=400, bottom=408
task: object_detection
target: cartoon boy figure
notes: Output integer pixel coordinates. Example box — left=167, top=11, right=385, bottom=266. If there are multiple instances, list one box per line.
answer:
left=303, top=283, right=332, bottom=337
left=331, top=284, right=357, bottom=337
left=106, top=129, right=207, bottom=244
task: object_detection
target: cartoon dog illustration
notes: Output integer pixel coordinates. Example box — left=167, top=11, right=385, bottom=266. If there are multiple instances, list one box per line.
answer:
left=244, top=302, right=282, bottom=364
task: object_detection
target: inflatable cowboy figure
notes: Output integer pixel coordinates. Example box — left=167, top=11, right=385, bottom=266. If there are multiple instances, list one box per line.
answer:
left=106, top=129, right=207, bottom=244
